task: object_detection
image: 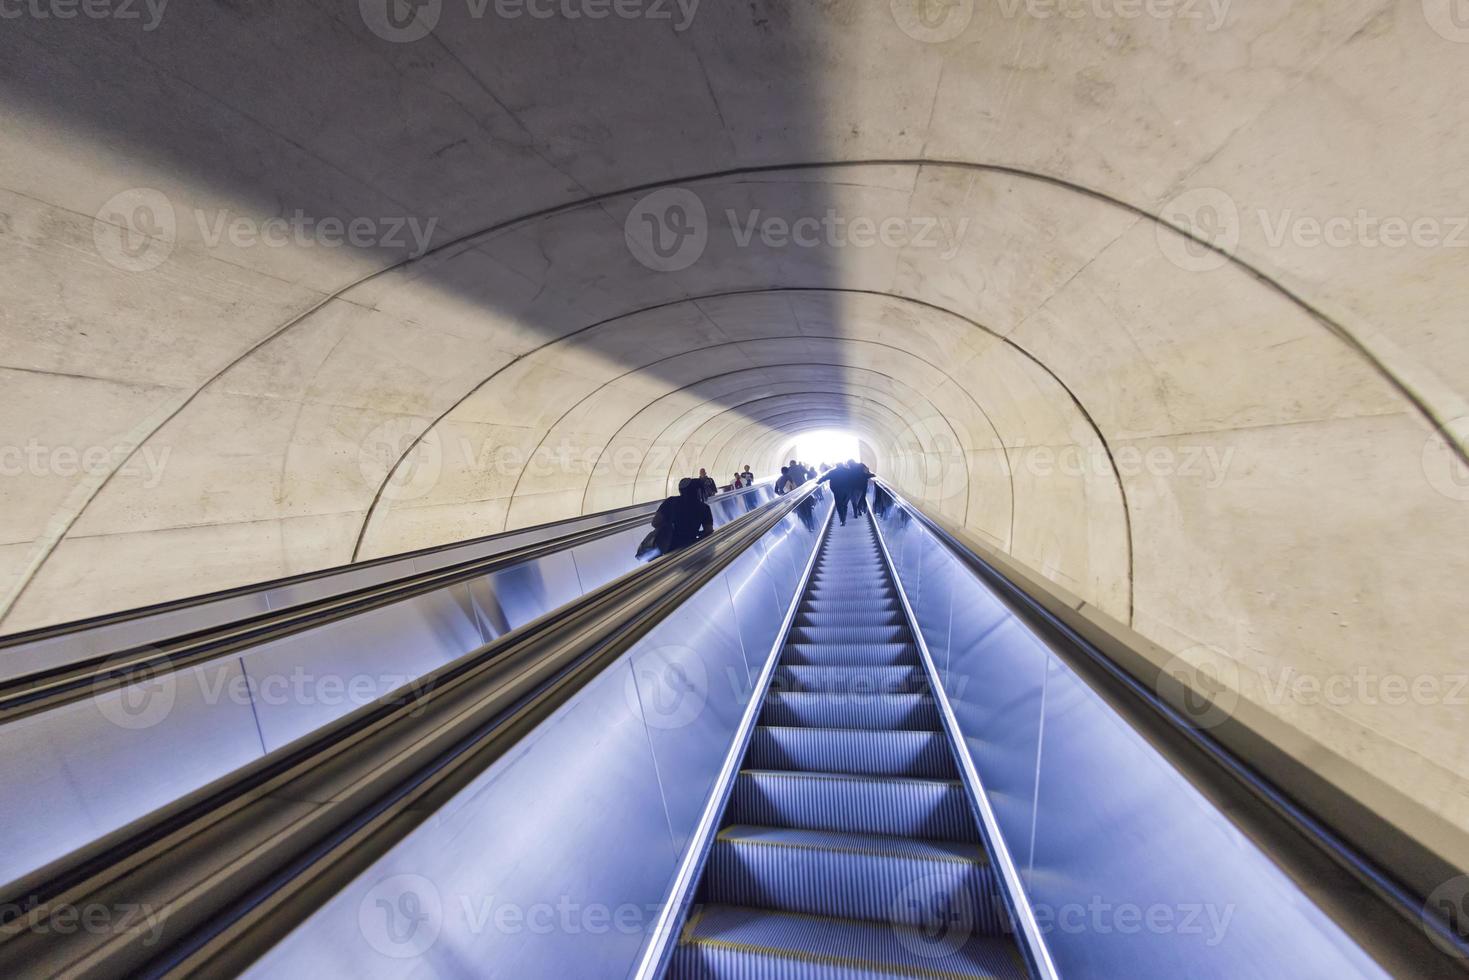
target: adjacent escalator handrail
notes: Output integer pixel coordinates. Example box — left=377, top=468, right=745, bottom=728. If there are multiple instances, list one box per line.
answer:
left=871, top=479, right=1469, bottom=972
left=0, top=481, right=769, bottom=649
left=0, top=483, right=775, bottom=723
left=0, top=483, right=825, bottom=978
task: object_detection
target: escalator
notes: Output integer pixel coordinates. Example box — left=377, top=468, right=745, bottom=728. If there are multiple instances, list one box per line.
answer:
left=669, top=516, right=1025, bottom=979
left=3, top=481, right=1465, bottom=978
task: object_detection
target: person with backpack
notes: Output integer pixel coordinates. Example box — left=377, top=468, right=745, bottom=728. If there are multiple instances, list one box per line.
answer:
left=639, top=477, right=714, bottom=559
left=696, top=468, right=718, bottom=501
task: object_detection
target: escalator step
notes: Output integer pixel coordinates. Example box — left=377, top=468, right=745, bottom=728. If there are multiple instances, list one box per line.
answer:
left=802, top=596, right=900, bottom=610
left=781, top=642, right=919, bottom=667
left=746, top=726, right=957, bottom=779
left=795, top=610, right=904, bottom=629
left=788, top=625, right=911, bottom=645
left=760, top=692, right=940, bottom=731
left=704, top=825, right=1007, bottom=934
left=729, top=770, right=978, bottom=842
left=668, top=905, right=1026, bottom=980
left=770, top=665, right=927, bottom=695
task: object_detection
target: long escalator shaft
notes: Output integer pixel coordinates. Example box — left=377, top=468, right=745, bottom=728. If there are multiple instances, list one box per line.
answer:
left=670, top=516, right=1025, bottom=978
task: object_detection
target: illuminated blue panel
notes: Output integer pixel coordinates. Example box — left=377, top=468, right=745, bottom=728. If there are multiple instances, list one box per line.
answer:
left=0, top=656, right=264, bottom=885
left=873, top=497, right=1388, bottom=979
left=245, top=492, right=830, bottom=978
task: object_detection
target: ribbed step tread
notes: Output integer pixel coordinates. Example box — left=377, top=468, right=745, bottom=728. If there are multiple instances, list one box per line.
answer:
left=789, top=625, right=911, bottom=645
left=704, top=826, right=1005, bottom=934
left=796, top=610, right=904, bottom=629
left=761, top=692, right=940, bottom=731
left=730, top=771, right=978, bottom=842
left=803, top=596, right=900, bottom=609
left=670, top=905, right=1026, bottom=980
left=771, top=666, right=927, bottom=695
left=746, top=727, right=956, bottom=779
left=782, top=642, right=919, bottom=667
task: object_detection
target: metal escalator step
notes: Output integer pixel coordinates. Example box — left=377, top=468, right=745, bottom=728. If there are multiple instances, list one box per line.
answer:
left=803, top=596, right=900, bottom=608
left=746, top=727, right=957, bottom=779
left=770, top=665, right=927, bottom=695
left=760, top=692, right=940, bottom=731
left=781, top=642, right=919, bottom=667
left=788, top=625, right=911, bottom=645
left=795, top=610, right=904, bottom=629
left=807, top=581, right=891, bottom=595
left=668, top=905, right=1026, bottom=980
left=703, top=826, right=1007, bottom=935
left=806, top=582, right=891, bottom=595
left=729, top=770, right=978, bottom=842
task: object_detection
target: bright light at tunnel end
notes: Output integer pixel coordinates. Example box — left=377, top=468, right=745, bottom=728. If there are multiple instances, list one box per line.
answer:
left=780, top=430, right=862, bottom=470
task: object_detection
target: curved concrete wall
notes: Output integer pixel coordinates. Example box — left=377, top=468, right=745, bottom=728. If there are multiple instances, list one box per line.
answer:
left=1, top=5, right=1466, bottom=827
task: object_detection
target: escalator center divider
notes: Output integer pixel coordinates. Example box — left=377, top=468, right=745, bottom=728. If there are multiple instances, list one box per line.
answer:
left=636, top=489, right=837, bottom=979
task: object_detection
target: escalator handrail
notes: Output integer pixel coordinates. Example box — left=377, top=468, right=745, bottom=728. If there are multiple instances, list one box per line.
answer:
left=0, top=480, right=771, bottom=649
left=0, top=483, right=776, bottom=723
left=0, top=482, right=825, bottom=978
left=871, top=478, right=1469, bottom=972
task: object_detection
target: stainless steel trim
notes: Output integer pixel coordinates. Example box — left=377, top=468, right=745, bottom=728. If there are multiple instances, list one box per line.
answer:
left=869, top=510, right=1059, bottom=980
left=633, top=493, right=834, bottom=980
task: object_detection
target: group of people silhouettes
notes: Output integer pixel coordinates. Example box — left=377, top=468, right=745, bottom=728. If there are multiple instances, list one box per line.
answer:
left=640, top=455, right=875, bottom=560
left=818, top=459, right=875, bottom=525
left=641, top=463, right=757, bottom=559
left=777, top=457, right=877, bottom=523
left=776, top=459, right=816, bottom=493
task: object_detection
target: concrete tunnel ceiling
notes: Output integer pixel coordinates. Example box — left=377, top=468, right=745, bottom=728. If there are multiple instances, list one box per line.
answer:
left=1, top=3, right=1467, bottom=833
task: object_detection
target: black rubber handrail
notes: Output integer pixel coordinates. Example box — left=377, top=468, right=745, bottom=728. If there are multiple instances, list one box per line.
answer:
left=0, top=481, right=767, bottom=649
left=0, top=484, right=824, bottom=978
left=0, top=484, right=777, bottom=723
left=872, top=480, right=1469, bottom=977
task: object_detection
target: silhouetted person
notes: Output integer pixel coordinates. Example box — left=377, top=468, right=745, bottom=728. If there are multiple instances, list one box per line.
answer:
left=652, top=477, right=714, bottom=553
left=818, top=461, right=853, bottom=525
left=775, top=465, right=789, bottom=494
left=696, top=468, right=718, bottom=501
left=740, top=464, right=754, bottom=485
